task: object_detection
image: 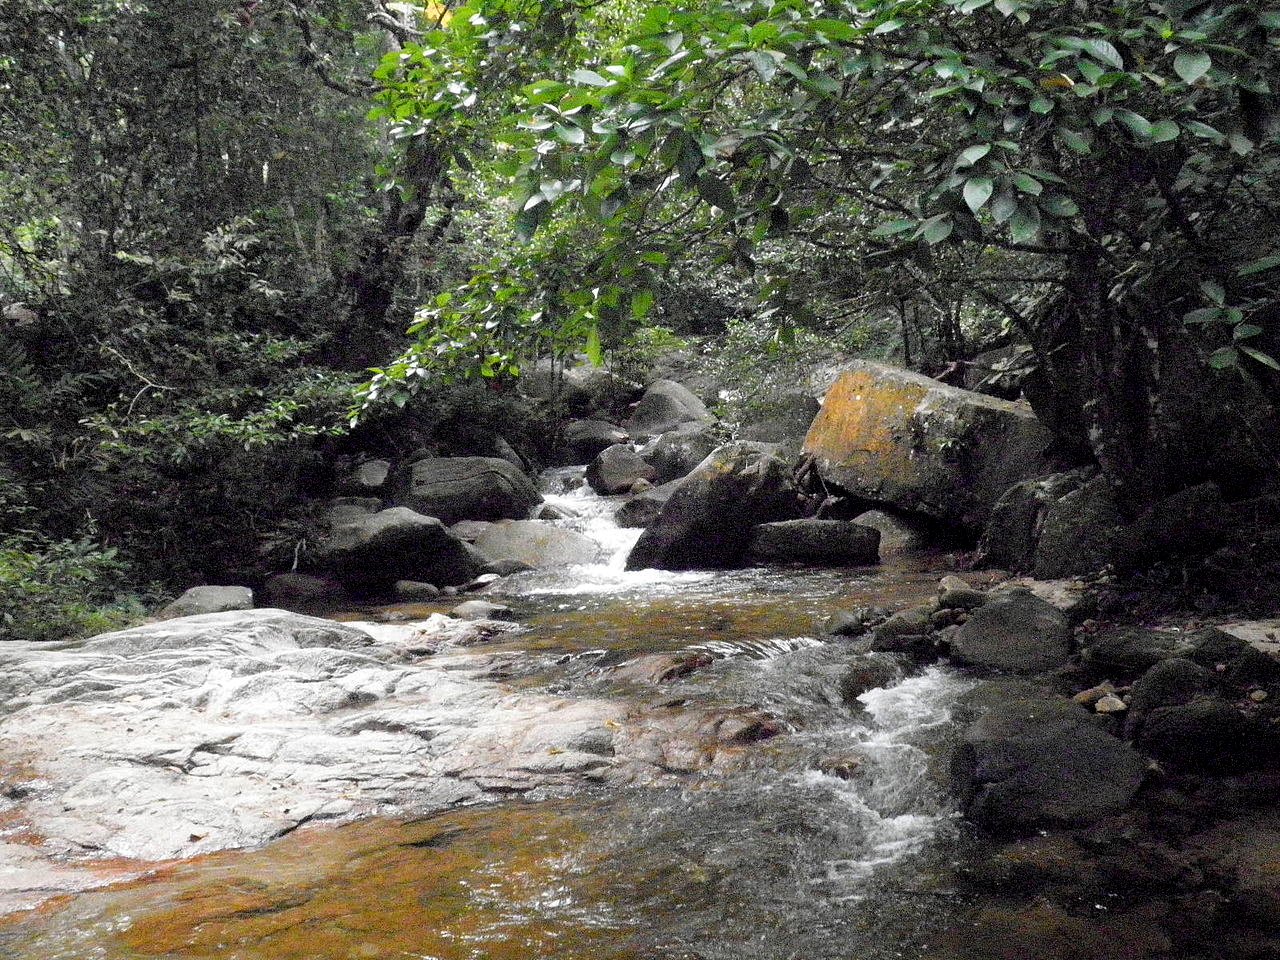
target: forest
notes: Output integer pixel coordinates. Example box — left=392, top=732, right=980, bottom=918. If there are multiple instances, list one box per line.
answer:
left=2, top=1, right=1280, bottom=957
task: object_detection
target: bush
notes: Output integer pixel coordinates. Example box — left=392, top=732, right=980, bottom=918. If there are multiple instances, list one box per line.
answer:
left=0, top=536, right=147, bottom=642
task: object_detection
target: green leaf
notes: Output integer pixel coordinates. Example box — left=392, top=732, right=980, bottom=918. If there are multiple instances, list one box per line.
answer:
left=1009, top=204, right=1042, bottom=243
left=957, top=143, right=991, bottom=167
left=991, top=193, right=1018, bottom=224
left=964, top=176, right=995, bottom=212
left=1116, top=109, right=1152, bottom=139
left=747, top=51, right=778, bottom=81
left=1183, top=307, right=1223, bottom=325
left=1013, top=173, right=1043, bottom=195
left=1039, top=195, right=1080, bottom=217
left=631, top=289, right=655, bottom=320
left=1184, top=120, right=1225, bottom=142
left=871, top=218, right=917, bottom=237
left=1085, top=38, right=1123, bottom=69
left=1208, top=346, right=1238, bottom=369
left=555, top=124, right=585, bottom=145
left=872, top=18, right=904, bottom=35
left=584, top=324, right=604, bottom=366
left=1173, top=50, right=1211, bottom=84
left=1239, top=345, right=1280, bottom=371
left=1234, top=323, right=1263, bottom=340
left=920, top=215, right=954, bottom=245
left=570, top=69, right=612, bottom=87
left=696, top=175, right=736, bottom=212
left=1238, top=254, right=1280, bottom=276
left=1058, top=128, right=1092, bottom=154
left=1149, top=120, right=1180, bottom=143
left=1029, top=96, right=1054, bottom=114
left=1200, top=279, right=1225, bottom=305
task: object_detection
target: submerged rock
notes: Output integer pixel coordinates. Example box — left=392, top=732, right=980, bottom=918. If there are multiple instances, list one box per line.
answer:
left=745, top=519, right=880, bottom=566
left=803, top=362, right=1055, bottom=532
left=396, top=456, right=542, bottom=525
left=626, top=443, right=799, bottom=570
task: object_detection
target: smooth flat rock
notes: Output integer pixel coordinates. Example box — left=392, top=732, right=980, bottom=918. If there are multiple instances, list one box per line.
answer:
left=803, top=362, right=1055, bottom=532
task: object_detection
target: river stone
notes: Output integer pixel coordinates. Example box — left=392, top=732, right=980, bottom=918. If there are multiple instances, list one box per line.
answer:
left=326, top=496, right=383, bottom=529
left=586, top=444, right=658, bottom=495
left=626, top=443, right=799, bottom=571
left=1123, top=658, right=1214, bottom=739
left=394, top=580, right=440, bottom=601
left=745, top=520, right=880, bottom=567
left=947, top=588, right=1071, bottom=675
left=262, top=573, right=348, bottom=609
left=1138, top=698, right=1270, bottom=774
left=804, top=362, right=1055, bottom=532
left=396, top=456, right=542, bottom=525
left=157, top=585, right=254, bottom=620
left=338, top=459, right=391, bottom=496
left=615, top=480, right=680, bottom=528
left=740, top=391, right=821, bottom=451
left=851, top=509, right=934, bottom=557
left=639, top=421, right=720, bottom=485
left=450, top=600, right=515, bottom=622
left=952, top=681, right=1147, bottom=834
left=624, top=379, right=713, bottom=440
left=315, top=507, right=486, bottom=590
left=563, top=419, right=630, bottom=463
left=471, top=520, right=599, bottom=568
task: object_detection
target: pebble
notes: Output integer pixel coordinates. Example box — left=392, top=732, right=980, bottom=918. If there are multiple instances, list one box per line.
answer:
left=1250, top=690, right=1269, bottom=703
left=1095, top=694, right=1128, bottom=714
left=1073, top=681, right=1117, bottom=707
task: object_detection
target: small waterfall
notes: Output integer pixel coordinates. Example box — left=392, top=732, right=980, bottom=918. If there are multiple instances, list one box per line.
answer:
left=515, top=466, right=712, bottom=596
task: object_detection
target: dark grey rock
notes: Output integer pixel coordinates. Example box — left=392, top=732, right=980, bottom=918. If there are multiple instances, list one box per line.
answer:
left=624, top=379, right=713, bottom=439
left=262, top=573, right=348, bottom=609
left=952, top=682, right=1147, bottom=834
left=394, top=580, right=441, bottom=601
left=450, top=600, right=515, bottom=622
left=746, top=520, right=880, bottom=566
left=739, top=391, right=820, bottom=451
left=851, top=509, right=935, bottom=557
left=948, top=588, right=1072, bottom=674
left=484, top=558, right=536, bottom=576
left=614, top=481, right=680, bottom=529
left=315, top=507, right=486, bottom=590
left=326, top=496, right=383, bottom=529
left=471, top=520, right=599, bottom=568
left=397, top=456, right=541, bottom=525
left=1138, top=698, right=1268, bottom=774
left=338, top=459, right=391, bottom=496
left=639, top=421, right=720, bottom=484
left=626, top=443, right=799, bottom=571
left=1124, top=658, right=1214, bottom=740
left=563, top=420, right=630, bottom=464
left=586, top=444, right=657, bottom=495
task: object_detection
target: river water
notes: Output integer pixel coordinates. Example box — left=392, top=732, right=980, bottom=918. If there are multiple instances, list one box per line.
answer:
left=0, top=467, right=978, bottom=959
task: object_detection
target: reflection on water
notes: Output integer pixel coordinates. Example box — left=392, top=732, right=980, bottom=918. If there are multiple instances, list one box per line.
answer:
left=0, top=465, right=978, bottom=959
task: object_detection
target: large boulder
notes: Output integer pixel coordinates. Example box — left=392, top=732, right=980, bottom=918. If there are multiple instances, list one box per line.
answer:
left=952, top=682, right=1147, bottom=834
left=314, top=507, right=486, bottom=590
left=948, top=588, right=1072, bottom=674
left=626, top=443, right=799, bottom=570
left=471, top=520, right=600, bottom=568
left=624, top=379, right=713, bottom=440
left=157, top=586, right=253, bottom=620
left=739, top=391, right=821, bottom=453
left=638, top=422, right=720, bottom=485
left=396, top=456, right=541, bottom=525
left=562, top=420, right=630, bottom=464
left=851, top=509, right=936, bottom=557
left=586, top=444, right=658, bottom=495
left=802, top=362, right=1056, bottom=532
left=745, top=520, right=880, bottom=567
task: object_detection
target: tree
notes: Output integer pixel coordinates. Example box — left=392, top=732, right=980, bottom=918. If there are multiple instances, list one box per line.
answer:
left=368, top=0, right=1280, bottom=512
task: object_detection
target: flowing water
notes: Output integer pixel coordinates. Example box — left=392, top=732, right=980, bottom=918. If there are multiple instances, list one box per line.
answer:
left=1, top=467, right=979, bottom=960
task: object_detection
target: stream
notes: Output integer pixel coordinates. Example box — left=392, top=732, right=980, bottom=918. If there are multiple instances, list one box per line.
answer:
left=1, top=467, right=980, bottom=959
